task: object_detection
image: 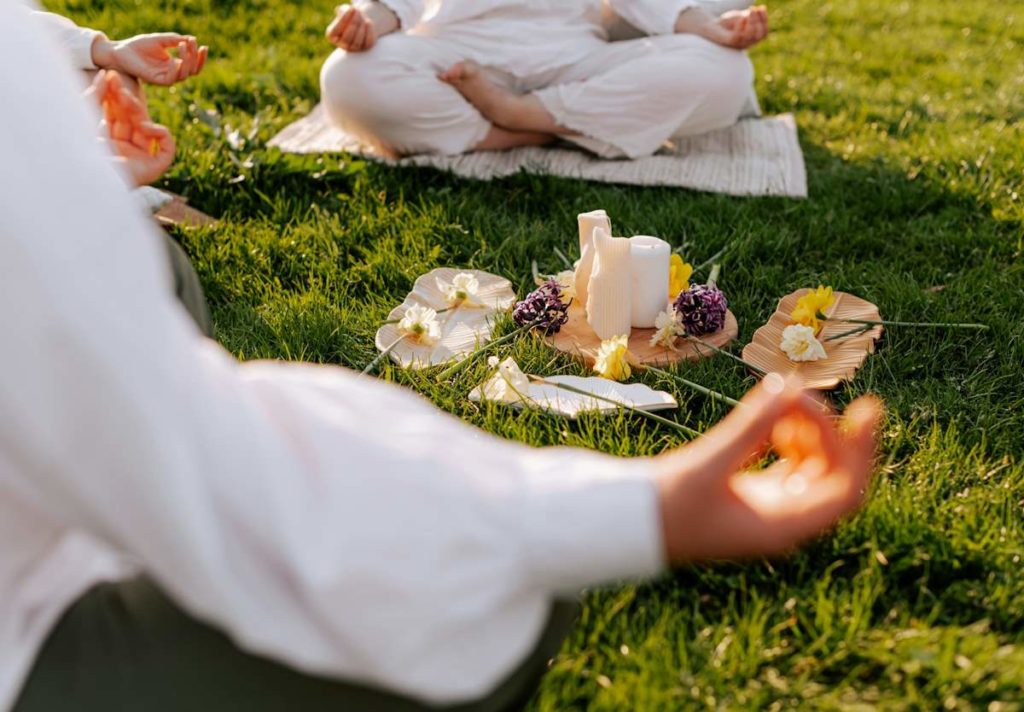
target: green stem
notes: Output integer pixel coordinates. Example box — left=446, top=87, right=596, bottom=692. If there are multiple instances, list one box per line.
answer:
left=529, top=376, right=699, bottom=437
left=706, top=263, right=722, bottom=287
left=825, top=317, right=989, bottom=330
left=382, top=306, right=454, bottom=325
left=362, top=334, right=406, bottom=375
left=644, top=365, right=741, bottom=408
left=824, top=324, right=873, bottom=342
left=693, top=245, right=730, bottom=275
left=684, top=335, right=767, bottom=375
left=437, top=322, right=535, bottom=380
left=553, top=247, right=574, bottom=269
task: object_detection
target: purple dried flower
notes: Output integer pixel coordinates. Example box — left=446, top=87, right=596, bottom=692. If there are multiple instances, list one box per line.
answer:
left=673, top=284, right=728, bottom=336
left=513, top=280, right=570, bottom=335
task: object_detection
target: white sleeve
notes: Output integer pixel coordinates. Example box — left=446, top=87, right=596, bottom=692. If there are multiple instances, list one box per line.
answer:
left=608, top=0, right=698, bottom=36
left=31, top=11, right=104, bottom=69
left=373, top=0, right=427, bottom=30
left=0, top=3, right=664, bottom=704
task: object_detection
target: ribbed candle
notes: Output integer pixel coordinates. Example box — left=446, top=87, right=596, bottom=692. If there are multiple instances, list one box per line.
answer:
left=586, top=226, right=633, bottom=340
left=629, top=235, right=671, bottom=328
left=574, top=209, right=611, bottom=309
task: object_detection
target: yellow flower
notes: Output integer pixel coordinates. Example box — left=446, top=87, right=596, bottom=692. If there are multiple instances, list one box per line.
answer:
left=790, top=285, right=835, bottom=335
left=668, top=254, right=693, bottom=297
left=594, top=334, right=633, bottom=381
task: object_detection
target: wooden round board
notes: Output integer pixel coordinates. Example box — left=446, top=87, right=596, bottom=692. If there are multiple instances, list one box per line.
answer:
left=545, top=304, right=738, bottom=367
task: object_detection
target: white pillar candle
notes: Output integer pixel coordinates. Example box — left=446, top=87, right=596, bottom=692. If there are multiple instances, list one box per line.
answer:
left=628, top=235, right=671, bottom=328
left=586, top=227, right=633, bottom=340
left=574, top=210, right=611, bottom=309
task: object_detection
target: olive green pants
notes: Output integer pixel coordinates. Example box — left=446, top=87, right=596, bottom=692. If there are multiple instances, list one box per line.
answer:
left=165, top=234, right=213, bottom=338
left=14, top=578, right=576, bottom=712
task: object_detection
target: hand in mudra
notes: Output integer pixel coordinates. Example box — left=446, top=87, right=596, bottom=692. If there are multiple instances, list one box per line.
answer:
left=327, top=5, right=378, bottom=52
left=677, top=5, right=770, bottom=50
left=89, top=71, right=176, bottom=186
left=93, top=33, right=207, bottom=86
left=656, top=374, right=882, bottom=564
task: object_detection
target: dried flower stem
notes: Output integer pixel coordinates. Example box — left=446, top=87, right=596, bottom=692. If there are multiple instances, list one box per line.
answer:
left=362, top=334, right=406, bottom=375
left=684, top=335, right=767, bottom=375
left=553, top=247, right=574, bottom=269
left=528, top=376, right=699, bottom=437
left=706, top=263, right=722, bottom=287
left=824, top=316, right=989, bottom=330
left=643, top=365, right=742, bottom=408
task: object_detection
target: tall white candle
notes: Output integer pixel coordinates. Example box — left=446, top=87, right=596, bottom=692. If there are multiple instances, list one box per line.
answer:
left=575, top=210, right=611, bottom=309
left=628, top=235, right=671, bottom=328
left=586, top=227, right=633, bottom=340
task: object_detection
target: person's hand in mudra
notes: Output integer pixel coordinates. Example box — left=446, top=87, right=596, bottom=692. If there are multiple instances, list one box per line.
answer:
left=88, top=71, right=176, bottom=186
left=91, top=33, right=207, bottom=86
left=675, top=5, right=770, bottom=50
left=326, top=3, right=400, bottom=53
left=656, top=374, right=882, bottom=564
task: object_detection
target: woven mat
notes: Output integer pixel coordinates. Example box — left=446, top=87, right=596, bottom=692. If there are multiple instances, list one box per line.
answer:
left=268, top=104, right=807, bottom=198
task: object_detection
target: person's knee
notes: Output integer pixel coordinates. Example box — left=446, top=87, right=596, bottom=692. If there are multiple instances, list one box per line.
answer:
left=320, top=50, right=389, bottom=126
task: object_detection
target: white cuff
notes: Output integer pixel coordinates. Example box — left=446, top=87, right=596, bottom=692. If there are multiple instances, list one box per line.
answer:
left=65, top=26, right=104, bottom=70
left=520, top=449, right=665, bottom=594
left=610, top=0, right=700, bottom=36
left=375, top=0, right=421, bottom=31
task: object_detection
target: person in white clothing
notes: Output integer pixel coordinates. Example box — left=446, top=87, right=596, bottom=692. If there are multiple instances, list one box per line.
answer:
left=320, top=1, right=768, bottom=157
left=3, top=2, right=880, bottom=710
left=33, top=11, right=206, bottom=86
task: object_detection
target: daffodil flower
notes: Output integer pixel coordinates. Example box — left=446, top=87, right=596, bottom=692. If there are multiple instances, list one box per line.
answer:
left=780, top=324, right=828, bottom=362
left=439, top=272, right=484, bottom=308
left=790, top=285, right=835, bottom=335
left=649, top=308, right=681, bottom=349
left=669, top=253, right=694, bottom=298
left=478, top=356, right=533, bottom=404
left=397, top=304, right=442, bottom=345
left=594, top=334, right=633, bottom=381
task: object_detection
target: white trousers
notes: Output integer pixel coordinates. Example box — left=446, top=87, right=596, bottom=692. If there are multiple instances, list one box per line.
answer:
left=321, top=32, right=756, bottom=159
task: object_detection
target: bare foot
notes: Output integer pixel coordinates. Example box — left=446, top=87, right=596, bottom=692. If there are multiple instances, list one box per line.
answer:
left=675, top=5, right=769, bottom=50
left=439, top=61, right=569, bottom=135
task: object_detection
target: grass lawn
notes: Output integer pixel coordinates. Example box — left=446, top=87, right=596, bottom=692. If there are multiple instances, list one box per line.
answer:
left=45, top=0, right=1023, bottom=707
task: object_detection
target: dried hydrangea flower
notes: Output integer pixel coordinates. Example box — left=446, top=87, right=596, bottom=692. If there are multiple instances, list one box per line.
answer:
left=513, top=279, right=570, bottom=335
left=673, top=284, right=728, bottom=336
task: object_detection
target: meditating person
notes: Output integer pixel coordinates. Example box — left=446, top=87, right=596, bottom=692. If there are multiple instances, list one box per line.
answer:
left=320, top=0, right=768, bottom=157
left=33, top=11, right=206, bottom=87
left=3, top=4, right=879, bottom=710
left=35, top=11, right=212, bottom=335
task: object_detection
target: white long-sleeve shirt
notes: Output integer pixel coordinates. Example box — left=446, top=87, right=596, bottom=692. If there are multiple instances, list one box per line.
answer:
left=0, top=2, right=664, bottom=709
left=30, top=11, right=103, bottom=69
left=377, top=0, right=695, bottom=75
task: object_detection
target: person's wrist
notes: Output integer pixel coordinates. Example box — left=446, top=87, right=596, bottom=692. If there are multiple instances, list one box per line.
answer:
left=360, top=1, right=401, bottom=34
left=90, top=35, right=118, bottom=71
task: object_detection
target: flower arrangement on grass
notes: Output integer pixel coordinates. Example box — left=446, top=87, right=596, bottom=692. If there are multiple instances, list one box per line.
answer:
left=780, top=283, right=990, bottom=362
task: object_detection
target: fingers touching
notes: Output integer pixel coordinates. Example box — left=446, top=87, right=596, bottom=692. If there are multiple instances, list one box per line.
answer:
left=327, top=5, right=376, bottom=52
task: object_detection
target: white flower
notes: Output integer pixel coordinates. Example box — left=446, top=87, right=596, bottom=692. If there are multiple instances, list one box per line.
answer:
left=439, top=272, right=483, bottom=307
left=594, top=334, right=632, bottom=381
left=397, top=304, right=441, bottom=345
left=780, top=324, right=827, bottom=362
left=649, top=308, right=681, bottom=349
left=553, top=270, right=576, bottom=304
left=478, top=357, right=532, bottom=404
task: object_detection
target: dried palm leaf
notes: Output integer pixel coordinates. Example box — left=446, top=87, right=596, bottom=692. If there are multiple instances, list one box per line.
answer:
left=374, top=268, right=516, bottom=369
left=742, top=289, right=883, bottom=390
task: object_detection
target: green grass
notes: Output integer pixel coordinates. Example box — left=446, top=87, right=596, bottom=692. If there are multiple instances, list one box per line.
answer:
left=44, top=0, right=1024, bottom=707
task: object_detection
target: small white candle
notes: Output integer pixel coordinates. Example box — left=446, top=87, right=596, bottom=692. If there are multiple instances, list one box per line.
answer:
left=629, top=235, right=671, bottom=328
left=575, top=210, right=611, bottom=309
left=586, top=227, right=633, bottom=340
